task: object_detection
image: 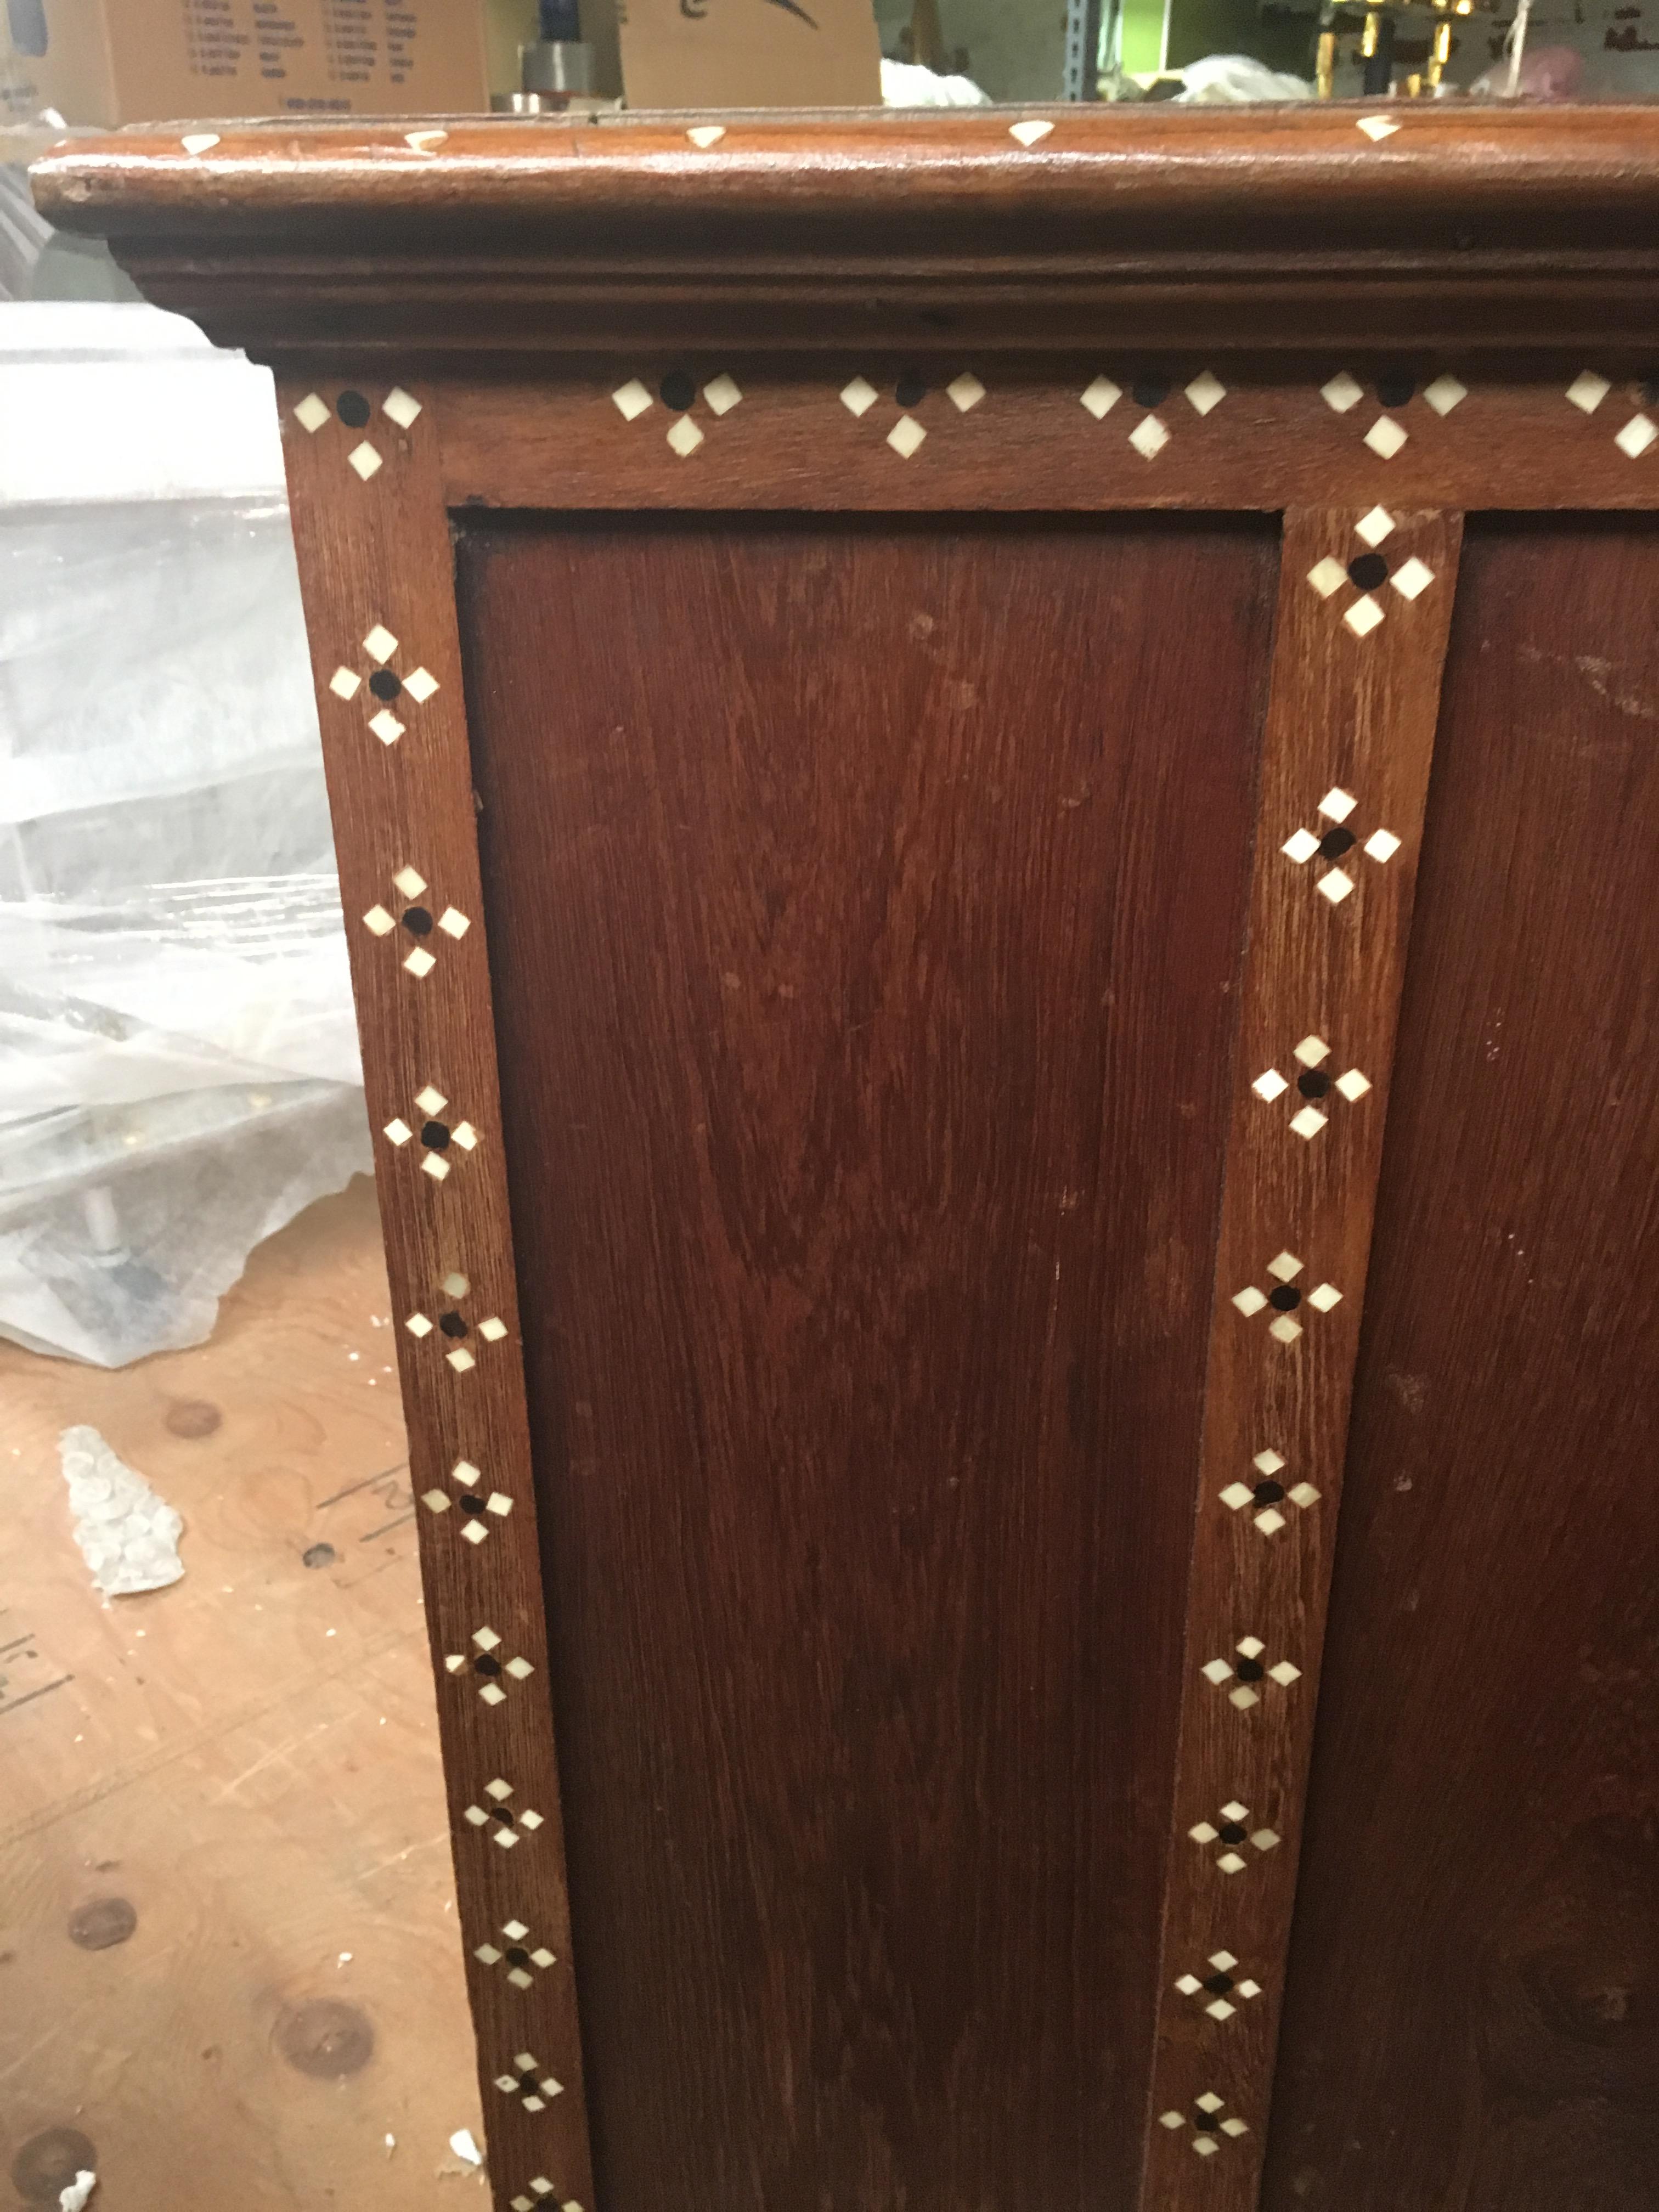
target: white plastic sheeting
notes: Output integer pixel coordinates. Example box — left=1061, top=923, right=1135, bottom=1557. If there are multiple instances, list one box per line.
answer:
left=1, top=304, right=369, bottom=1365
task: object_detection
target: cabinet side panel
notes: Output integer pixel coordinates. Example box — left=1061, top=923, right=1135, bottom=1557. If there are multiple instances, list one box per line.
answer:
left=1266, top=517, right=1659, bottom=2212
left=455, top=511, right=1276, bottom=2212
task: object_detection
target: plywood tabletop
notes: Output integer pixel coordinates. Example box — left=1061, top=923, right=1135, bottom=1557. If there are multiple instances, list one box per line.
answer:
left=0, top=1178, right=490, bottom=2211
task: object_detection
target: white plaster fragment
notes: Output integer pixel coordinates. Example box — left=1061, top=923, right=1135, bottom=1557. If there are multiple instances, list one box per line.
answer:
left=60, top=1426, right=183, bottom=1598
left=59, top=2175, right=97, bottom=2212
left=449, top=2129, right=483, bottom=2165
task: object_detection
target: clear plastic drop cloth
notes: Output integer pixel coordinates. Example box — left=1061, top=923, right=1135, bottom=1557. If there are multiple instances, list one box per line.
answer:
left=0, top=304, right=370, bottom=1365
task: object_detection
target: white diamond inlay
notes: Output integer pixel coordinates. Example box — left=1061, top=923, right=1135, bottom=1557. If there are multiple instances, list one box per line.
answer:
left=1221, top=1449, right=1319, bottom=1536
left=1321, top=373, right=1364, bottom=414
left=947, top=373, right=986, bottom=413
left=1616, top=414, right=1657, bottom=459
left=703, top=373, right=743, bottom=416
left=1364, top=416, right=1408, bottom=460
left=347, top=441, right=383, bottom=480
left=611, top=379, right=652, bottom=421
left=382, top=387, right=422, bottom=428
left=667, top=416, right=704, bottom=458
left=329, top=667, right=362, bottom=700
left=1189, top=1804, right=1280, bottom=1873
left=1129, top=415, right=1170, bottom=460
left=1009, top=119, right=1054, bottom=146
left=1566, top=370, right=1611, bottom=415
left=1203, top=1638, right=1302, bottom=1711
left=1344, top=594, right=1385, bottom=637
left=294, top=392, right=330, bottom=433
left=1423, top=374, right=1466, bottom=416
left=1307, top=556, right=1347, bottom=599
left=1184, top=371, right=1226, bottom=415
left=687, top=123, right=726, bottom=147
left=181, top=131, right=221, bottom=155
left=1356, top=504, right=1396, bottom=546
left=363, top=624, right=398, bottom=663
left=1391, top=556, right=1436, bottom=600
left=1357, top=114, right=1400, bottom=139
left=888, top=416, right=927, bottom=459
left=840, top=376, right=878, bottom=418
left=1080, top=376, right=1121, bottom=420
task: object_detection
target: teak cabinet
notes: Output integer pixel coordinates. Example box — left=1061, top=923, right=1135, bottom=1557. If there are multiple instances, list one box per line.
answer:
left=35, top=105, right=1659, bottom=2212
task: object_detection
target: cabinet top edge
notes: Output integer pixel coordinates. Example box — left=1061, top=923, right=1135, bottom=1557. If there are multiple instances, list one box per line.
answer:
left=32, top=103, right=1659, bottom=244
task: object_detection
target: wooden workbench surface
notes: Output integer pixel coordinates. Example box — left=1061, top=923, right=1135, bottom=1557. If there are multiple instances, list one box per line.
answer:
left=0, top=1178, right=488, bottom=2210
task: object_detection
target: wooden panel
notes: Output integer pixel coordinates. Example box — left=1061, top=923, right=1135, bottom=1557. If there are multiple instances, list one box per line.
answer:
left=438, top=369, right=1659, bottom=517
left=1264, top=517, right=1659, bottom=2211
left=1138, top=509, right=1462, bottom=2209
left=454, top=513, right=1278, bottom=2212
left=275, top=381, right=595, bottom=2212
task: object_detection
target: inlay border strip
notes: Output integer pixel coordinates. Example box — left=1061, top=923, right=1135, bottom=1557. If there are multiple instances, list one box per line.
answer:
left=433, top=367, right=1659, bottom=514
left=278, top=377, right=594, bottom=2212
left=1136, top=506, right=1464, bottom=2211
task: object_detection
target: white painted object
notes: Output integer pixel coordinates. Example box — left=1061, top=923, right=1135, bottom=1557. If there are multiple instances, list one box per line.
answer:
left=879, top=57, right=991, bottom=105
left=59, top=2174, right=97, bottom=2212
left=449, top=2129, right=483, bottom=2165
left=60, top=1425, right=184, bottom=1596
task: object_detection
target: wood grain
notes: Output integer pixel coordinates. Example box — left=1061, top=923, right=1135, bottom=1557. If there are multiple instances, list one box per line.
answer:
left=454, top=512, right=1278, bottom=2212
left=32, top=108, right=1659, bottom=359
left=1262, top=517, right=1659, bottom=2212
left=1138, top=508, right=1463, bottom=2211
left=434, top=369, right=1659, bottom=517
left=276, top=383, right=594, bottom=2212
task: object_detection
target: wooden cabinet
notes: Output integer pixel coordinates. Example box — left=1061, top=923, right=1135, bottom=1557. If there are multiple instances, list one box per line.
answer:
left=35, top=105, right=1659, bottom=2212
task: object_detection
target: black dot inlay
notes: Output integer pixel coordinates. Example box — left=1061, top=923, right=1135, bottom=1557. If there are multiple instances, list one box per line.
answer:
left=505, top=1946, right=531, bottom=1968
left=493, top=1808, right=516, bottom=1827
left=336, top=390, right=371, bottom=427
left=1218, top=1821, right=1248, bottom=1845
left=1318, top=826, right=1357, bottom=860
left=659, top=370, right=696, bottom=412
left=1376, top=374, right=1415, bottom=409
left=1347, top=551, right=1389, bottom=590
left=1644, top=379, right=1659, bottom=409
left=1194, top=2112, right=1220, bottom=2131
left=1253, top=1479, right=1285, bottom=1505
left=1297, top=1070, right=1331, bottom=1099
left=1204, top=1972, right=1235, bottom=1995
left=368, top=669, right=402, bottom=701
left=1235, top=1657, right=1266, bottom=1683
left=438, top=1312, right=469, bottom=1339
left=420, top=1120, right=452, bottom=1150
left=458, top=1492, right=486, bottom=1513
left=1130, top=378, right=1169, bottom=409
left=474, top=1654, right=503, bottom=1677
left=1268, top=1285, right=1302, bottom=1312
left=401, top=906, right=433, bottom=936
left=895, top=373, right=928, bottom=407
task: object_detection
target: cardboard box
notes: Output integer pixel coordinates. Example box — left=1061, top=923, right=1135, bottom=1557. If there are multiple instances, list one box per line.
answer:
left=614, top=0, right=880, bottom=108
left=1, top=0, right=537, bottom=126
